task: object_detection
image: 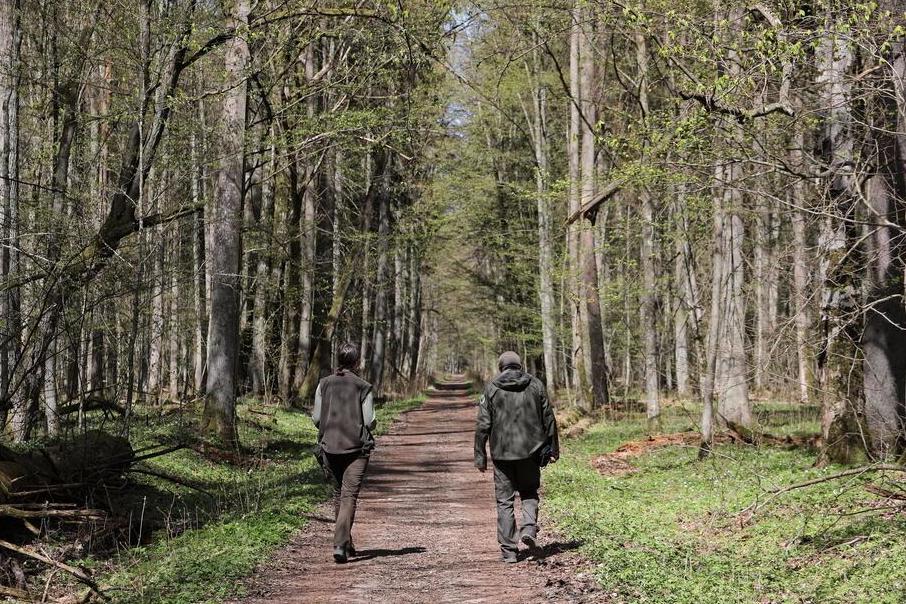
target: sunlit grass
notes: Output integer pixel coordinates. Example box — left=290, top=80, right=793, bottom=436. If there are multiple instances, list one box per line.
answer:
left=95, top=397, right=423, bottom=604
left=544, top=403, right=906, bottom=604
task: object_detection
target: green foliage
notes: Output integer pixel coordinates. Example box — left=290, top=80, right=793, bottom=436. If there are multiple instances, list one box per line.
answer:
left=97, top=397, right=423, bottom=604
left=544, top=407, right=906, bottom=603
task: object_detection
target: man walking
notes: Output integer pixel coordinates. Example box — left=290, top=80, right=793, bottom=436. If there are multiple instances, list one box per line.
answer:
left=311, top=343, right=376, bottom=564
left=474, top=351, right=560, bottom=563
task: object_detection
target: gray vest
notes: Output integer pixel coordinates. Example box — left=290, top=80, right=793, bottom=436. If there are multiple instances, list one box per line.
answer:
left=318, top=371, right=374, bottom=455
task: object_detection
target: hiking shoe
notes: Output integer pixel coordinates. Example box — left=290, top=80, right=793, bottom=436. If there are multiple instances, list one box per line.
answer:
left=520, top=534, right=537, bottom=549
left=501, top=553, right=518, bottom=564
left=333, top=546, right=348, bottom=564
left=347, top=542, right=356, bottom=558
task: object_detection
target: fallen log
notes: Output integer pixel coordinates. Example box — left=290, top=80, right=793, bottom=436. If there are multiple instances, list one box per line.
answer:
left=724, top=419, right=819, bottom=449
left=57, top=398, right=126, bottom=417
left=0, top=430, right=133, bottom=506
left=0, top=540, right=106, bottom=600
left=0, top=584, right=31, bottom=601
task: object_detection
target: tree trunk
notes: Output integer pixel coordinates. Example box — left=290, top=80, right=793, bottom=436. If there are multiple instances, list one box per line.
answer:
left=635, top=31, right=659, bottom=430
left=860, top=39, right=906, bottom=458
left=202, top=0, right=249, bottom=446
left=295, top=46, right=319, bottom=388
left=370, top=165, right=391, bottom=394
left=167, top=235, right=180, bottom=399
left=567, top=7, right=586, bottom=406
left=407, top=246, right=422, bottom=382
left=715, top=165, right=751, bottom=427
left=699, top=167, right=729, bottom=458
left=391, top=244, right=405, bottom=384
left=789, top=135, right=811, bottom=404
left=817, top=15, right=864, bottom=464
left=713, top=7, right=750, bottom=428
left=278, top=96, right=303, bottom=406
left=673, top=185, right=699, bottom=398
left=577, top=7, right=608, bottom=409
left=250, top=131, right=276, bottom=396
left=147, top=227, right=165, bottom=401
left=754, top=195, right=779, bottom=393
left=526, top=45, right=558, bottom=389
left=0, top=0, right=20, bottom=428
left=331, top=148, right=343, bottom=368
left=191, top=131, right=207, bottom=394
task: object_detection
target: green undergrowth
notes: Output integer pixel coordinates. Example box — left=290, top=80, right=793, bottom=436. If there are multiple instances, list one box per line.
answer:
left=94, top=396, right=423, bottom=604
left=544, top=403, right=906, bottom=604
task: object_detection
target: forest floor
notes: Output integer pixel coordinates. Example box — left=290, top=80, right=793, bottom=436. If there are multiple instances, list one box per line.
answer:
left=544, top=400, right=906, bottom=603
left=65, top=396, right=424, bottom=603
left=228, top=379, right=608, bottom=604
left=19, top=387, right=906, bottom=603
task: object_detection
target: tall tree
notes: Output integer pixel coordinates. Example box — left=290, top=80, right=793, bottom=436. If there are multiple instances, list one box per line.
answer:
left=202, top=0, right=250, bottom=445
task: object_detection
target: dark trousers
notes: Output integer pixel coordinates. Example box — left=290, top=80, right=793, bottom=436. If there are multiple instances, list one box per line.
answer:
left=324, top=452, right=369, bottom=549
left=493, top=458, right=541, bottom=556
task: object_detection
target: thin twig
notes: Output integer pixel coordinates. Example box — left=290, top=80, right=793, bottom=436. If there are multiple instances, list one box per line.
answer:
left=0, top=539, right=106, bottom=601
left=739, top=464, right=906, bottom=524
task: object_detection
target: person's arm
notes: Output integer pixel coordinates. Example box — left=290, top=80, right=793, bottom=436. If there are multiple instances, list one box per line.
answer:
left=539, top=383, right=560, bottom=460
left=474, top=392, right=492, bottom=471
left=362, top=391, right=376, bottom=430
left=311, top=383, right=323, bottom=427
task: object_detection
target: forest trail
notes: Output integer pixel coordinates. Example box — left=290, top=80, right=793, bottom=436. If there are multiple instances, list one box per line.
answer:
left=230, top=378, right=604, bottom=604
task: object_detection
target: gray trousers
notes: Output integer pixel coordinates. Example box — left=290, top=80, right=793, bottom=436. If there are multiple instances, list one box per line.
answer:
left=324, top=452, right=369, bottom=549
left=493, top=458, right=541, bottom=556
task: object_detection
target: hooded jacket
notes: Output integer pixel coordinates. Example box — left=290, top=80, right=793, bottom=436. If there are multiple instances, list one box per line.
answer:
left=474, top=368, right=559, bottom=469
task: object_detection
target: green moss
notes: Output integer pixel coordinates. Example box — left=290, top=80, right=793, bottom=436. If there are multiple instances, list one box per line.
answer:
left=99, top=397, right=423, bottom=604
left=544, top=404, right=906, bottom=604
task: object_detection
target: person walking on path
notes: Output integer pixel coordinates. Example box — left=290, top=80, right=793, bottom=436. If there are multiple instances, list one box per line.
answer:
left=311, top=343, right=376, bottom=564
left=474, top=351, right=560, bottom=563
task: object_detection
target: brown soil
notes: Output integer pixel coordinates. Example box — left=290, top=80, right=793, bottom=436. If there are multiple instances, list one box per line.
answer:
left=592, top=431, right=703, bottom=477
left=229, top=380, right=610, bottom=604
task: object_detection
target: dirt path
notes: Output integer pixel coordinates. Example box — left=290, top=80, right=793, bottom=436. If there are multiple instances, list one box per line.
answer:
left=231, top=379, right=606, bottom=603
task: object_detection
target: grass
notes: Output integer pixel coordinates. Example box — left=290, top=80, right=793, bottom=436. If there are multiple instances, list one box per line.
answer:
left=544, top=403, right=906, bottom=604
left=88, top=396, right=423, bottom=604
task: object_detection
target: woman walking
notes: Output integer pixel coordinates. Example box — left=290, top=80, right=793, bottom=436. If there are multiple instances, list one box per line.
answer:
left=311, top=343, right=376, bottom=563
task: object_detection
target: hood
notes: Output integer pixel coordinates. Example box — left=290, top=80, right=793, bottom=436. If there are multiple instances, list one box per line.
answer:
left=492, top=368, right=532, bottom=391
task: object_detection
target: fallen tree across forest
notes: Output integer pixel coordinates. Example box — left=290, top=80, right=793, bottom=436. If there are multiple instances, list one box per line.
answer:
left=0, top=431, right=189, bottom=600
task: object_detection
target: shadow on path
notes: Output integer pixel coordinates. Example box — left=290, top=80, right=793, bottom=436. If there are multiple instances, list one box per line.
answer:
left=348, top=546, right=427, bottom=563
left=523, top=540, right=583, bottom=562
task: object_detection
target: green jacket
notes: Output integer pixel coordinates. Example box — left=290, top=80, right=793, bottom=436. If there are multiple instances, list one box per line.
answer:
left=474, top=369, right=559, bottom=469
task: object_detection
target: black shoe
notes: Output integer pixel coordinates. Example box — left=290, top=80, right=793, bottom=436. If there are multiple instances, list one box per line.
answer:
left=501, top=554, right=518, bottom=564
left=333, top=546, right=348, bottom=564
left=347, top=542, right=356, bottom=558
left=521, top=534, right=537, bottom=549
